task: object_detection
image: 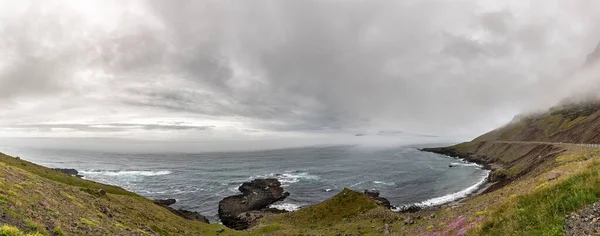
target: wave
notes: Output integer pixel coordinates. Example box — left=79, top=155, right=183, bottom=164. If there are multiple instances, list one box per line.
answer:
left=373, top=181, right=395, bottom=186
left=415, top=171, right=489, bottom=208
left=269, top=203, right=302, bottom=211
left=393, top=170, right=490, bottom=211
left=253, top=171, right=320, bottom=186
left=450, top=162, right=482, bottom=168
left=80, top=170, right=172, bottom=177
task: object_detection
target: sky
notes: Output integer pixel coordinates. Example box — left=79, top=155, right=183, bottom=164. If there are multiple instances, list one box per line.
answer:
left=1, top=0, right=600, bottom=151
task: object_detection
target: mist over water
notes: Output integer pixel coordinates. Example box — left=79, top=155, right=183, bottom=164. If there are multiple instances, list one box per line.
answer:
left=1, top=143, right=488, bottom=222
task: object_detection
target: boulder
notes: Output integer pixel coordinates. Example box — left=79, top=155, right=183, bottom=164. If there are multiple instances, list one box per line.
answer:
left=171, top=209, right=209, bottom=224
left=364, top=189, right=391, bottom=209
left=152, top=198, right=209, bottom=223
left=53, top=168, right=83, bottom=178
left=154, top=199, right=177, bottom=206
left=218, top=179, right=290, bottom=230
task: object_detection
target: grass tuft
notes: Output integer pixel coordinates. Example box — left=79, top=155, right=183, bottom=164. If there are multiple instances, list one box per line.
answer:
left=80, top=218, right=98, bottom=227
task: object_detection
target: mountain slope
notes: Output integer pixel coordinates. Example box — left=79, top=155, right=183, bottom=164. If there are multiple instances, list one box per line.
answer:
left=474, top=101, right=600, bottom=144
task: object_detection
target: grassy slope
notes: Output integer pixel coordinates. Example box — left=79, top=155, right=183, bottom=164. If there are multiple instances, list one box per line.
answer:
left=476, top=149, right=600, bottom=235
left=0, top=152, right=235, bottom=236
left=474, top=102, right=600, bottom=144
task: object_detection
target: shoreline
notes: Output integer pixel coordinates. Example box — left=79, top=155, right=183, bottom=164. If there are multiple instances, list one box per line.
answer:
left=17, top=145, right=496, bottom=219
left=411, top=147, right=495, bottom=210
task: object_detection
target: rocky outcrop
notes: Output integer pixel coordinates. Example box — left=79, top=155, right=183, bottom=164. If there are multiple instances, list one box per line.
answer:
left=153, top=199, right=209, bottom=224
left=53, top=168, right=83, bottom=178
left=218, top=179, right=290, bottom=230
left=153, top=199, right=176, bottom=206
left=171, top=209, right=209, bottom=223
left=363, top=189, right=391, bottom=209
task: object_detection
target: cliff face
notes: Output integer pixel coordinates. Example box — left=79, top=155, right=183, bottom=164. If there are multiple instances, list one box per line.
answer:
left=473, top=101, right=600, bottom=144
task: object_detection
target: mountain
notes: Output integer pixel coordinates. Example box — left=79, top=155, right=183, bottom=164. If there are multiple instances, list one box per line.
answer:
left=586, top=41, right=600, bottom=65
left=473, top=100, right=600, bottom=144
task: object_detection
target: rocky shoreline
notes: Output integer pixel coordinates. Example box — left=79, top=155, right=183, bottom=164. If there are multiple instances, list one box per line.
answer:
left=147, top=178, right=396, bottom=230
left=61, top=147, right=491, bottom=231
left=420, top=147, right=498, bottom=193
left=58, top=146, right=493, bottom=231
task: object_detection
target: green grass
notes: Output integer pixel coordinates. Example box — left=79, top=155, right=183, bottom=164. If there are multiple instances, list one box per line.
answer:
left=0, top=225, right=21, bottom=236
left=0, top=153, right=138, bottom=197
left=22, top=219, right=41, bottom=232
left=80, top=218, right=99, bottom=227
left=478, top=161, right=600, bottom=235
left=269, top=188, right=378, bottom=227
left=150, top=225, right=170, bottom=236
left=0, top=225, right=42, bottom=236
left=52, top=227, right=64, bottom=236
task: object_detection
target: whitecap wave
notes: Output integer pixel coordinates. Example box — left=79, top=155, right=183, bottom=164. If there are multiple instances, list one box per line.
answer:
left=253, top=171, right=320, bottom=185
left=373, top=181, right=395, bottom=186
left=80, top=170, right=172, bottom=177
left=450, top=162, right=482, bottom=168
left=392, top=171, right=490, bottom=212
left=413, top=171, right=489, bottom=208
left=269, top=203, right=302, bottom=211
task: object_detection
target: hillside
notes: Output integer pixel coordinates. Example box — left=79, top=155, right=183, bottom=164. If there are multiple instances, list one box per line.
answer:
left=0, top=152, right=237, bottom=236
left=473, top=101, right=600, bottom=144
left=418, top=100, right=600, bottom=235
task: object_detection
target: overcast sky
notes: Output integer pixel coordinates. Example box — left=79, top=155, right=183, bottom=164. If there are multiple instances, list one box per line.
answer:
left=1, top=0, right=600, bottom=151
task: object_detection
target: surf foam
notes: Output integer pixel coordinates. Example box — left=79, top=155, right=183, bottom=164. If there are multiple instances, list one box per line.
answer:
left=415, top=171, right=489, bottom=208
left=269, top=203, right=302, bottom=211
left=80, top=170, right=172, bottom=177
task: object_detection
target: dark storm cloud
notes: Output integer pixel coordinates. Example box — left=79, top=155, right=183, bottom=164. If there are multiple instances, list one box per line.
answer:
left=2, top=0, right=600, bottom=141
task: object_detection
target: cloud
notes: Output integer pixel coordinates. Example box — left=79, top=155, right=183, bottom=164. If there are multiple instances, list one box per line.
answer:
left=2, top=0, right=600, bottom=148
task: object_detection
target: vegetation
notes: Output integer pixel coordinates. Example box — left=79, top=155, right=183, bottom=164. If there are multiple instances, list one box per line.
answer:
left=0, top=153, right=137, bottom=197
left=0, top=152, right=234, bottom=236
left=477, top=156, right=600, bottom=235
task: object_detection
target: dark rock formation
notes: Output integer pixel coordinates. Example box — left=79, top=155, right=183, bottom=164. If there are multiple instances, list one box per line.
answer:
left=218, top=178, right=290, bottom=230
left=170, top=209, right=209, bottom=223
left=53, top=168, right=83, bottom=178
left=396, top=204, right=422, bottom=213
left=154, top=199, right=177, bottom=206
left=363, top=189, right=391, bottom=209
left=152, top=198, right=209, bottom=223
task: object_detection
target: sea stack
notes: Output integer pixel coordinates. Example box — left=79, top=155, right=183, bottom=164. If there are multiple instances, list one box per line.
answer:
left=218, top=178, right=290, bottom=230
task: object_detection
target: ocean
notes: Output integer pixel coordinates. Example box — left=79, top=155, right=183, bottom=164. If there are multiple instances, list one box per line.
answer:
left=0, top=143, right=489, bottom=222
